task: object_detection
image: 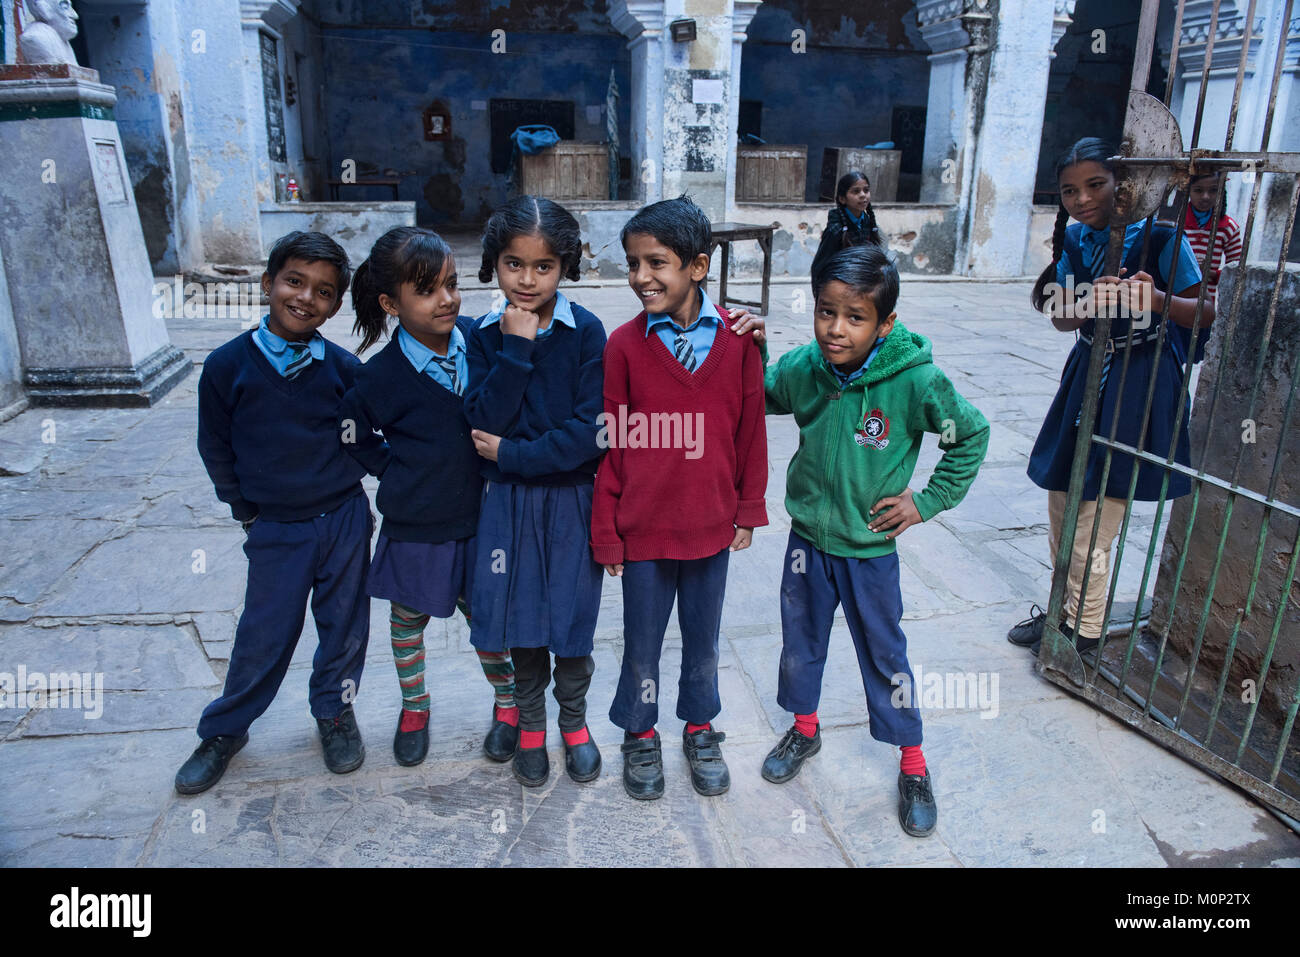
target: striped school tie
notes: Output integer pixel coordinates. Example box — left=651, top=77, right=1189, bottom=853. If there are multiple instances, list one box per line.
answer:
left=433, top=353, right=461, bottom=394
left=673, top=332, right=697, bottom=373
left=283, top=343, right=313, bottom=380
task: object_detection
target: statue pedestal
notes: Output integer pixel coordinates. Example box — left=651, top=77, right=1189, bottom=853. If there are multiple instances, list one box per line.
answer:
left=0, top=65, right=189, bottom=406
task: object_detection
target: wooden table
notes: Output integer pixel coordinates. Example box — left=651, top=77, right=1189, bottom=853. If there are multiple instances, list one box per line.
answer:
left=705, top=222, right=775, bottom=316
left=326, top=178, right=401, bottom=200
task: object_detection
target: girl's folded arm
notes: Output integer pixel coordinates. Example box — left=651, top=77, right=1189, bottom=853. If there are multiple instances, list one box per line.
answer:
left=462, top=324, right=535, bottom=434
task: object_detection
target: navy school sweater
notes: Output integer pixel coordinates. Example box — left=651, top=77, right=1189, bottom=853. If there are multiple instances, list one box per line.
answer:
left=197, top=330, right=387, bottom=522
left=462, top=302, right=607, bottom=486
left=338, top=320, right=482, bottom=543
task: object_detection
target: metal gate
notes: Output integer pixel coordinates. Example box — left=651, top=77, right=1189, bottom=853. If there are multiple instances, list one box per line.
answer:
left=1038, top=0, right=1300, bottom=821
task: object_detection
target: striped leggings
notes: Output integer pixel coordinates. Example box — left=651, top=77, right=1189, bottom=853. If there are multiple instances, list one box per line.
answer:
left=390, top=600, right=515, bottom=712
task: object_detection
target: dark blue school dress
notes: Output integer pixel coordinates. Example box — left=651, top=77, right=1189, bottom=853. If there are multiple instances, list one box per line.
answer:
left=1028, top=221, right=1204, bottom=501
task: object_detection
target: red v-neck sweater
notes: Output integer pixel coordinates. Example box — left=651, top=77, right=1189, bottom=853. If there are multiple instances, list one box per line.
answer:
left=591, top=308, right=768, bottom=565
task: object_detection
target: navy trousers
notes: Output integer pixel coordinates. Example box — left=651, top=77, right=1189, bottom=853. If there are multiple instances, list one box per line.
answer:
left=777, top=530, right=922, bottom=747
left=197, top=491, right=373, bottom=739
left=512, top=647, right=594, bottom=733
left=609, top=547, right=730, bottom=733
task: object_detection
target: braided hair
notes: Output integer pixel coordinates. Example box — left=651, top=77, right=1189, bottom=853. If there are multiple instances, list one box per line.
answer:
left=1031, top=137, right=1118, bottom=312
left=478, top=195, right=583, bottom=284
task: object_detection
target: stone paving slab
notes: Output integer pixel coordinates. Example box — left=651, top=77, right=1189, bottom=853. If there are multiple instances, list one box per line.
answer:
left=2, top=279, right=1297, bottom=867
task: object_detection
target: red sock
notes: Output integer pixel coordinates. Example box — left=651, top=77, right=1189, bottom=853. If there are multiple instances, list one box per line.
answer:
left=631, top=728, right=656, bottom=739
left=900, top=745, right=926, bottom=776
left=685, top=722, right=711, bottom=735
left=794, top=712, right=818, bottom=737
left=562, top=726, right=590, bottom=746
left=520, top=729, right=545, bottom=749
left=399, top=709, right=429, bottom=733
left=495, top=705, right=519, bottom=727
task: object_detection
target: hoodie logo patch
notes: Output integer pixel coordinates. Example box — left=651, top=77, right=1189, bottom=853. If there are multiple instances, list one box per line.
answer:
left=855, top=408, right=890, bottom=450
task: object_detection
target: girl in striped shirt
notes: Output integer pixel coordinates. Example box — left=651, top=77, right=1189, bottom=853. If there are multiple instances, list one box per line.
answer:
left=1183, top=173, right=1243, bottom=303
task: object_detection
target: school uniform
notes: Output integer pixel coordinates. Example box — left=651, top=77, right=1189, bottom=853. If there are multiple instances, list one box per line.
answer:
left=1027, top=220, right=1202, bottom=637
left=811, top=204, right=883, bottom=283
left=592, top=289, right=769, bottom=732
left=339, top=320, right=481, bottom=619
left=195, top=321, right=387, bottom=739
left=764, top=324, right=988, bottom=743
left=1027, top=219, right=1204, bottom=502
left=462, top=291, right=607, bottom=732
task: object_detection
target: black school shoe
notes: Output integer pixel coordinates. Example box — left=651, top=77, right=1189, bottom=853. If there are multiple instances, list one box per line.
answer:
left=513, top=743, right=550, bottom=787
left=175, top=733, right=249, bottom=795
left=683, top=727, right=730, bottom=796
left=620, top=732, right=665, bottom=800
left=1007, top=604, right=1047, bottom=646
left=482, top=710, right=519, bottom=763
left=392, top=713, right=429, bottom=767
left=317, top=705, right=365, bottom=774
left=761, top=725, right=822, bottom=784
left=897, top=769, right=938, bottom=837
left=1030, top=620, right=1099, bottom=657
left=563, top=728, right=602, bottom=783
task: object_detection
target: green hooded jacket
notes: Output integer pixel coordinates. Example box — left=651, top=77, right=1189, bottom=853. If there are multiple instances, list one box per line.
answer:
left=764, top=322, right=989, bottom=558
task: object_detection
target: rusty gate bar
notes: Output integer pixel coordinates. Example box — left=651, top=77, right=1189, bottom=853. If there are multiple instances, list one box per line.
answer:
left=1036, top=0, right=1300, bottom=821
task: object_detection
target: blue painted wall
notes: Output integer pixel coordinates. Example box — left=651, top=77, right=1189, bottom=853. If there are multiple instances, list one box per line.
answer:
left=739, top=0, right=930, bottom=202
left=319, top=27, right=632, bottom=225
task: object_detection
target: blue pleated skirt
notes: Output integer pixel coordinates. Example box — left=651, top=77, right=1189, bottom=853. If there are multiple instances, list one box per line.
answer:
left=468, top=480, right=603, bottom=657
left=1027, top=338, right=1193, bottom=501
left=367, top=534, right=474, bottom=619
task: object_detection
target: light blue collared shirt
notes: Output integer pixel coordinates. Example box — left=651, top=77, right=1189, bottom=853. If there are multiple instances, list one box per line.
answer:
left=645, top=286, right=720, bottom=369
left=1056, top=221, right=1202, bottom=292
left=252, top=315, right=325, bottom=377
left=828, top=337, right=884, bottom=386
left=478, top=290, right=577, bottom=341
left=397, top=324, right=467, bottom=394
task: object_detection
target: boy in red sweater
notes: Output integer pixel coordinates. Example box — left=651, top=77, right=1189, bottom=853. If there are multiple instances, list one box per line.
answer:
left=591, top=197, right=769, bottom=800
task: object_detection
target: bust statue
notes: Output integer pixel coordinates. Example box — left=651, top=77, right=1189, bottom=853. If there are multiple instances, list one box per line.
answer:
left=19, top=0, right=81, bottom=66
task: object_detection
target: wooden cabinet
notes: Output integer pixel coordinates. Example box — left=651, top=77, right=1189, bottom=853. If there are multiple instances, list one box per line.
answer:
left=736, top=144, right=807, bottom=202
left=517, top=142, right=609, bottom=200
left=819, top=147, right=902, bottom=202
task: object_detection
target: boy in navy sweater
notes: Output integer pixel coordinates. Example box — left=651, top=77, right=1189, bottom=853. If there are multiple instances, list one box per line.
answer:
left=176, top=231, right=389, bottom=795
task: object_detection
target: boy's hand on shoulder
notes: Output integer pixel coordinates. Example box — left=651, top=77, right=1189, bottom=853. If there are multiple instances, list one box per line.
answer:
left=729, top=526, right=753, bottom=551
left=501, top=304, right=541, bottom=340
left=603, top=563, right=624, bottom=577
left=868, top=488, right=922, bottom=539
left=471, top=429, right=502, bottom=461
left=726, top=308, right=766, bottom=348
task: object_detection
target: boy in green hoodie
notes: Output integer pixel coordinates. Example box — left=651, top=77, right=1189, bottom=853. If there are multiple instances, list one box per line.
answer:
left=759, top=245, right=989, bottom=837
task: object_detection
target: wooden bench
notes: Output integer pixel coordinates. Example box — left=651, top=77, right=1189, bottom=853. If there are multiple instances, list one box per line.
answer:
left=704, top=222, right=775, bottom=316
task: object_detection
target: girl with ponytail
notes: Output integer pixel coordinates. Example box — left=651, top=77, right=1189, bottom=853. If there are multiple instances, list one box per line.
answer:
left=340, top=226, right=520, bottom=769
left=462, top=195, right=608, bottom=789
left=1010, top=137, right=1211, bottom=658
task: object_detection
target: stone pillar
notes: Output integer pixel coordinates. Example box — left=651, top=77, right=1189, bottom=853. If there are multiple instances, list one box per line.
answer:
left=178, top=0, right=264, bottom=263
left=0, top=250, right=24, bottom=420
left=240, top=0, right=298, bottom=212
left=918, top=0, right=1072, bottom=275
left=79, top=0, right=205, bottom=275
left=0, top=65, right=189, bottom=406
left=724, top=1, right=761, bottom=220
left=1150, top=262, right=1300, bottom=723
left=917, top=0, right=974, bottom=206
left=609, top=0, right=667, bottom=204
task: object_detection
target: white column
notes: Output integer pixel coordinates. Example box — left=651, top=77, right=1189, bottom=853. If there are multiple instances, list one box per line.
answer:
left=917, top=0, right=973, bottom=206
left=725, top=0, right=762, bottom=221
left=609, top=0, right=667, bottom=203
left=240, top=1, right=299, bottom=209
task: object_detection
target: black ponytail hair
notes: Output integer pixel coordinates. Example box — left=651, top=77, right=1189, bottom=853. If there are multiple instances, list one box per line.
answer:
left=478, top=195, right=583, bottom=284
left=1031, top=137, right=1119, bottom=312
left=834, top=169, right=879, bottom=242
left=351, top=226, right=454, bottom=354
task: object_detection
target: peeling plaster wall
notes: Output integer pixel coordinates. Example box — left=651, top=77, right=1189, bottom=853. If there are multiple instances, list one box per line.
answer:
left=740, top=0, right=929, bottom=203
left=319, top=26, right=631, bottom=225
left=728, top=202, right=957, bottom=279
